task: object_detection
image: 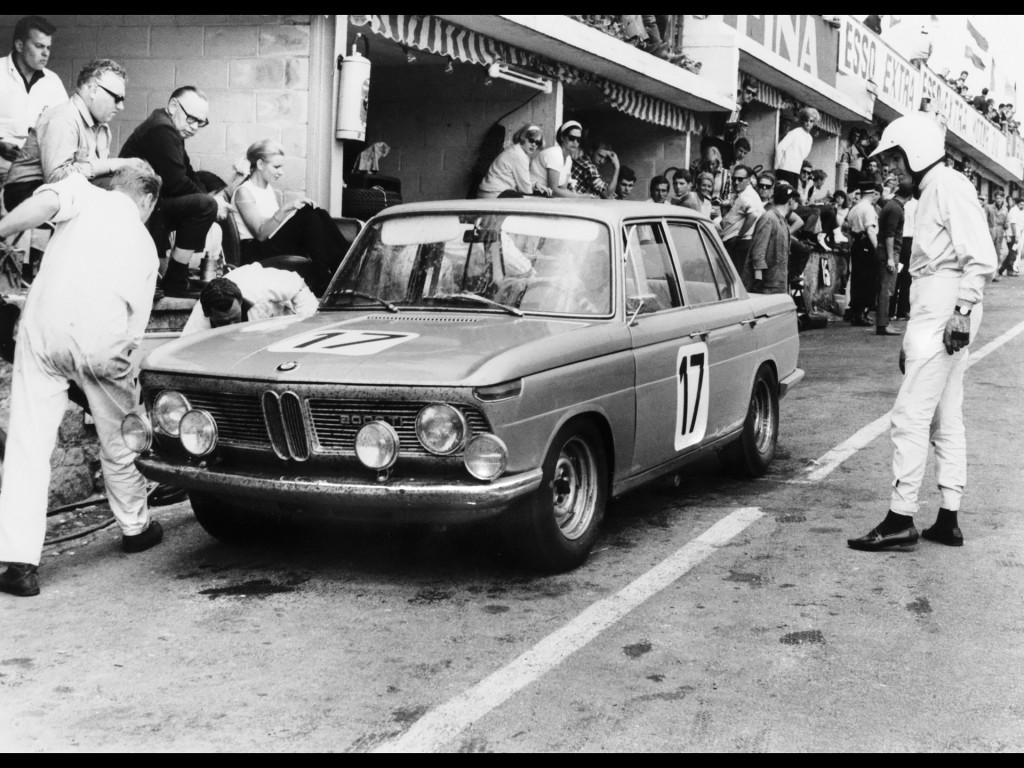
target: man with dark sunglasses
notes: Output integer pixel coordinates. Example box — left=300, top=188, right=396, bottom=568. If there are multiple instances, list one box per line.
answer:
left=120, top=85, right=230, bottom=297
left=719, top=164, right=763, bottom=273
left=2, top=59, right=141, bottom=215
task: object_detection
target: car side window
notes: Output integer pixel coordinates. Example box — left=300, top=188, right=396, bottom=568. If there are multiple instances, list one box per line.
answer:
left=697, top=226, right=738, bottom=301
left=624, top=223, right=682, bottom=313
left=667, top=222, right=722, bottom=305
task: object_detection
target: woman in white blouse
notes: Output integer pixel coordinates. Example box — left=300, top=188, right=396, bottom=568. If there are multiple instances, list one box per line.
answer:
left=231, top=139, right=349, bottom=294
left=531, top=120, right=586, bottom=197
left=477, top=123, right=552, bottom=198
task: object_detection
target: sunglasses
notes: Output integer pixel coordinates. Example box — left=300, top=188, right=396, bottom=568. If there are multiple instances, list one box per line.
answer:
left=526, top=137, right=543, bottom=146
left=176, top=100, right=209, bottom=129
left=732, top=176, right=748, bottom=183
left=564, top=134, right=582, bottom=143
left=95, top=82, right=125, bottom=105
left=757, top=182, right=773, bottom=189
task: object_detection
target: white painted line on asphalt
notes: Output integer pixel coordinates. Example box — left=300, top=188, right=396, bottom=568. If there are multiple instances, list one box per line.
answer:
left=374, top=506, right=765, bottom=753
left=794, top=316, right=1024, bottom=484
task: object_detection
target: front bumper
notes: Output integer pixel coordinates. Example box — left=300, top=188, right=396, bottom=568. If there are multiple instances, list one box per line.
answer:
left=135, top=454, right=544, bottom=524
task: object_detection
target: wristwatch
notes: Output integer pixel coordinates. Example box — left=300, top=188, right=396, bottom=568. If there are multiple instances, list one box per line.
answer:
left=954, top=305, right=972, bottom=317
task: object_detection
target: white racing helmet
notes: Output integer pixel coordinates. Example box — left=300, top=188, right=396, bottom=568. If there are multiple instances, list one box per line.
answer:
left=869, top=113, right=945, bottom=173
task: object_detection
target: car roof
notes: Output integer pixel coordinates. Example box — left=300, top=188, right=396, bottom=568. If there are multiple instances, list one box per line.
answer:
left=369, top=198, right=710, bottom=224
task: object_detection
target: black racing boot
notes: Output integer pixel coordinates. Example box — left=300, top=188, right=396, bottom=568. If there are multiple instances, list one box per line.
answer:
left=122, top=520, right=164, bottom=553
left=0, top=562, right=40, bottom=597
left=160, top=259, right=192, bottom=298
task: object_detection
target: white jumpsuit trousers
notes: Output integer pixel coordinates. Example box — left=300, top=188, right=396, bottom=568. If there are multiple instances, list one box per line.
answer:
left=889, top=273, right=981, bottom=516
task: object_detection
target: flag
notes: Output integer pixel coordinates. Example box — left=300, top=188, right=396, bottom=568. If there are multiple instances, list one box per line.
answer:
left=965, top=45, right=986, bottom=71
left=966, top=19, right=989, bottom=52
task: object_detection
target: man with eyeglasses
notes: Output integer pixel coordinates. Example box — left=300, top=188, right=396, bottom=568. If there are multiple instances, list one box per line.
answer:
left=3, top=59, right=144, bottom=282
left=120, top=85, right=230, bottom=297
left=719, top=164, right=763, bottom=273
left=3, top=58, right=141, bottom=215
left=755, top=172, right=775, bottom=205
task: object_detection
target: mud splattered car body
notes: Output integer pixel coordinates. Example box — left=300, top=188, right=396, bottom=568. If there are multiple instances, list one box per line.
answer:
left=127, top=199, right=803, bottom=571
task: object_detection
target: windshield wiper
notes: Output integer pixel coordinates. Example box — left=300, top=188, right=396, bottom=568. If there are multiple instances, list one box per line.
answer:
left=430, top=292, right=524, bottom=317
left=329, top=289, right=400, bottom=313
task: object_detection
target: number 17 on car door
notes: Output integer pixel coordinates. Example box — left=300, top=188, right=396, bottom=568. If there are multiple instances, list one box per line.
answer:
left=674, top=342, right=709, bottom=452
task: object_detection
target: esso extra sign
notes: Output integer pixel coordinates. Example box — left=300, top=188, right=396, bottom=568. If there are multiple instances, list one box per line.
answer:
left=839, top=17, right=877, bottom=81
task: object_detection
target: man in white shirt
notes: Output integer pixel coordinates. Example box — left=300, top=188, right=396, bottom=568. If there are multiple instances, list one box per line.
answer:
left=181, top=262, right=319, bottom=335
left=998, top=197, right=1024, bottom=277
left=774, top=107, right=819, bottom=187
left=0, top=16, right=67, bottom=186
left=848, top=114, right=996, bottom=552
left=719, top=164, right=763, bottom=273
left=0, top=165, right=165, bottom=597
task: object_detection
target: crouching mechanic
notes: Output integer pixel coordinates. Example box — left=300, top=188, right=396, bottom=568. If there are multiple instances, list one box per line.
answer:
left=847, top=113, right=997, bottom=552
left=0, top=165, right=164, bottom=597
left=182, top=261, right=318, bottom=335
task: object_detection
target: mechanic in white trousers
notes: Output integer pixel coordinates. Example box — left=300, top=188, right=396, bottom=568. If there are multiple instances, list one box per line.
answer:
left=0, top=165, right=165, bottom=597
left=848, top=113, right=997, bottom=552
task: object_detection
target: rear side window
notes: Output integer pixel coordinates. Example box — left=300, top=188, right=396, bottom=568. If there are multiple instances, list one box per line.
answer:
left=697, top=226, right=738, bottom=300
left=624, top=223, right=682, bottom=313
left=667, top=222, right=722, bottom=305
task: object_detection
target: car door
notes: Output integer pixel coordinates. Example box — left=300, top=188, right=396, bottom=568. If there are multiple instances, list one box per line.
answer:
left=665, top=219, right=759, bottom=442
left=624, top=220, right=708, bottom=476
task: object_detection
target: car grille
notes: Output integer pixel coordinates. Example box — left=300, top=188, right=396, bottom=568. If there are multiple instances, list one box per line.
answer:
left=170, top=388, right=490, bottom=460
left=308, top=399, right=490, bottom=456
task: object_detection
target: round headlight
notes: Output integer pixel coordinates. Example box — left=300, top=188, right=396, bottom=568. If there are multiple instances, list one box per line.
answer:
left=153, top=390, right=191, bottom=437
left=355, top=420, right=399, bottom=470
left=416, top=404, right=468, bottom=456
left=463, top=433, right=507, bottom=481
left=121, top=413, right=152, bottom=453
left=179, top=409, right=218, bottom=457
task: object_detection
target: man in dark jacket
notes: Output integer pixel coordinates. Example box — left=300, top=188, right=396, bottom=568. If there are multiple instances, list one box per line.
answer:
left=119, top=86, right=228, bottom=296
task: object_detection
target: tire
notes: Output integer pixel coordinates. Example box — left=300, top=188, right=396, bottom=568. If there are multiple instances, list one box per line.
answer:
left=721, top=364, right=779, bottom=477
left=190, top=491, right=291, bottom=544
left=503, top=419, right=608, bottom=573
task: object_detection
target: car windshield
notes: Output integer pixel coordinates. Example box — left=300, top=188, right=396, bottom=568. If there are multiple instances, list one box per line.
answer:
left=320, top=212, right=613, bottom=316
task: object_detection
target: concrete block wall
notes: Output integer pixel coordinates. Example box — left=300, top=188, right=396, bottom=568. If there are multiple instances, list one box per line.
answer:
left=364, top=63, right=562, bottom=201
left=0, top=15, right=314, bottom=194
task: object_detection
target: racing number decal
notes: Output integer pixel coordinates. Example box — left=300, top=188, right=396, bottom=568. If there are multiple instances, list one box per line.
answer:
left=674, top=341, right=709, bottom=451
left=267, top=330, right=418, bottom=356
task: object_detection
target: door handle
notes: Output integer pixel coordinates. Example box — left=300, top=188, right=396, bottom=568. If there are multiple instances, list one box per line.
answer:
left=739, top=318, right=757, bottom=328
left=688, top=330, right=708, bottom=341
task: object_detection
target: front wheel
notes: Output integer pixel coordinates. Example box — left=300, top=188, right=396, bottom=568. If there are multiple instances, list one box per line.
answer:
left=503, top=419, right=608, bottom=573
left=721, top=364, right=778, bottom=477
left=190, top=491, right=292, bottom=544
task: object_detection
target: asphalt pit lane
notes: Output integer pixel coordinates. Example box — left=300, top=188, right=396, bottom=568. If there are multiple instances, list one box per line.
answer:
left=724, top=570, right=764, bottom=586
left=623, top=641, right=653, bottom=659
left=391, top=705, right=429, bottom=725
left=647, top=674, right=665, bottom=682
left=906, top=597, right=933, bottom=615
left=408, top=587, right=454, bottom=605
left=779, top=630, right=825, bottom=645
left=809, top=527, right=843, bottom=533
left=199, top=579, right=296, bottom=599
left=776, top=513, right=807, bottom=523
left=482, top=604, right=510, bottom=614
left=1, top=658, right=34, bottom=668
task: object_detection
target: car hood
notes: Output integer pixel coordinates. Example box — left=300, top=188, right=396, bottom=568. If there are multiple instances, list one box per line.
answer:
left=143, top=311, right=630, bottom=386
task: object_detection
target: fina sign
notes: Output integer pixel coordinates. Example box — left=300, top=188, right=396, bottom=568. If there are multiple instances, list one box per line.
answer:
left=837, top=16, right=917, bottom=113
left=723, top=15, right=838, bottom=86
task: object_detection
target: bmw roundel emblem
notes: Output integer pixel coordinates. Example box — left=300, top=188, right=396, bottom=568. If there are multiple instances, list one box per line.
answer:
left=277, top=361, right=299, bottom=372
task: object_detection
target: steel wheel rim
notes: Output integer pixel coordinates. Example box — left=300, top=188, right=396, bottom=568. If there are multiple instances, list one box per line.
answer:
left=751, top=379, right=776, bottom=455
left=551, top=436, right=598, bottom=540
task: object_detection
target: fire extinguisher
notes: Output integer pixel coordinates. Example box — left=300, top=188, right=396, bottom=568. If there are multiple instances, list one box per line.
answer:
left=336, top=33, right=371, bottom=141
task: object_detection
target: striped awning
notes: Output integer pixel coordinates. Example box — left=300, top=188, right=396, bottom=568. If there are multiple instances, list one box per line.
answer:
left=353, top=14, right=704, bottom=134
left=740, top=73, right=842, bottom=136
left=601, top=81, right=697, bottom=134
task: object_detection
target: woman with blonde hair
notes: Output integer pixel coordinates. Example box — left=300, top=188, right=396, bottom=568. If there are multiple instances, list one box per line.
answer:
left=477, top=124, right=552, bottom=198
left=231, top=139, right=349, bottom=293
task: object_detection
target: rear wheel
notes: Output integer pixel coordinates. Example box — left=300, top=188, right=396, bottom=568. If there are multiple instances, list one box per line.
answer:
left=503, top=419, right=608, bottom=573
left=721, top=364, right=778, bottom=477
left=190, top=491, right=292, bottom=544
